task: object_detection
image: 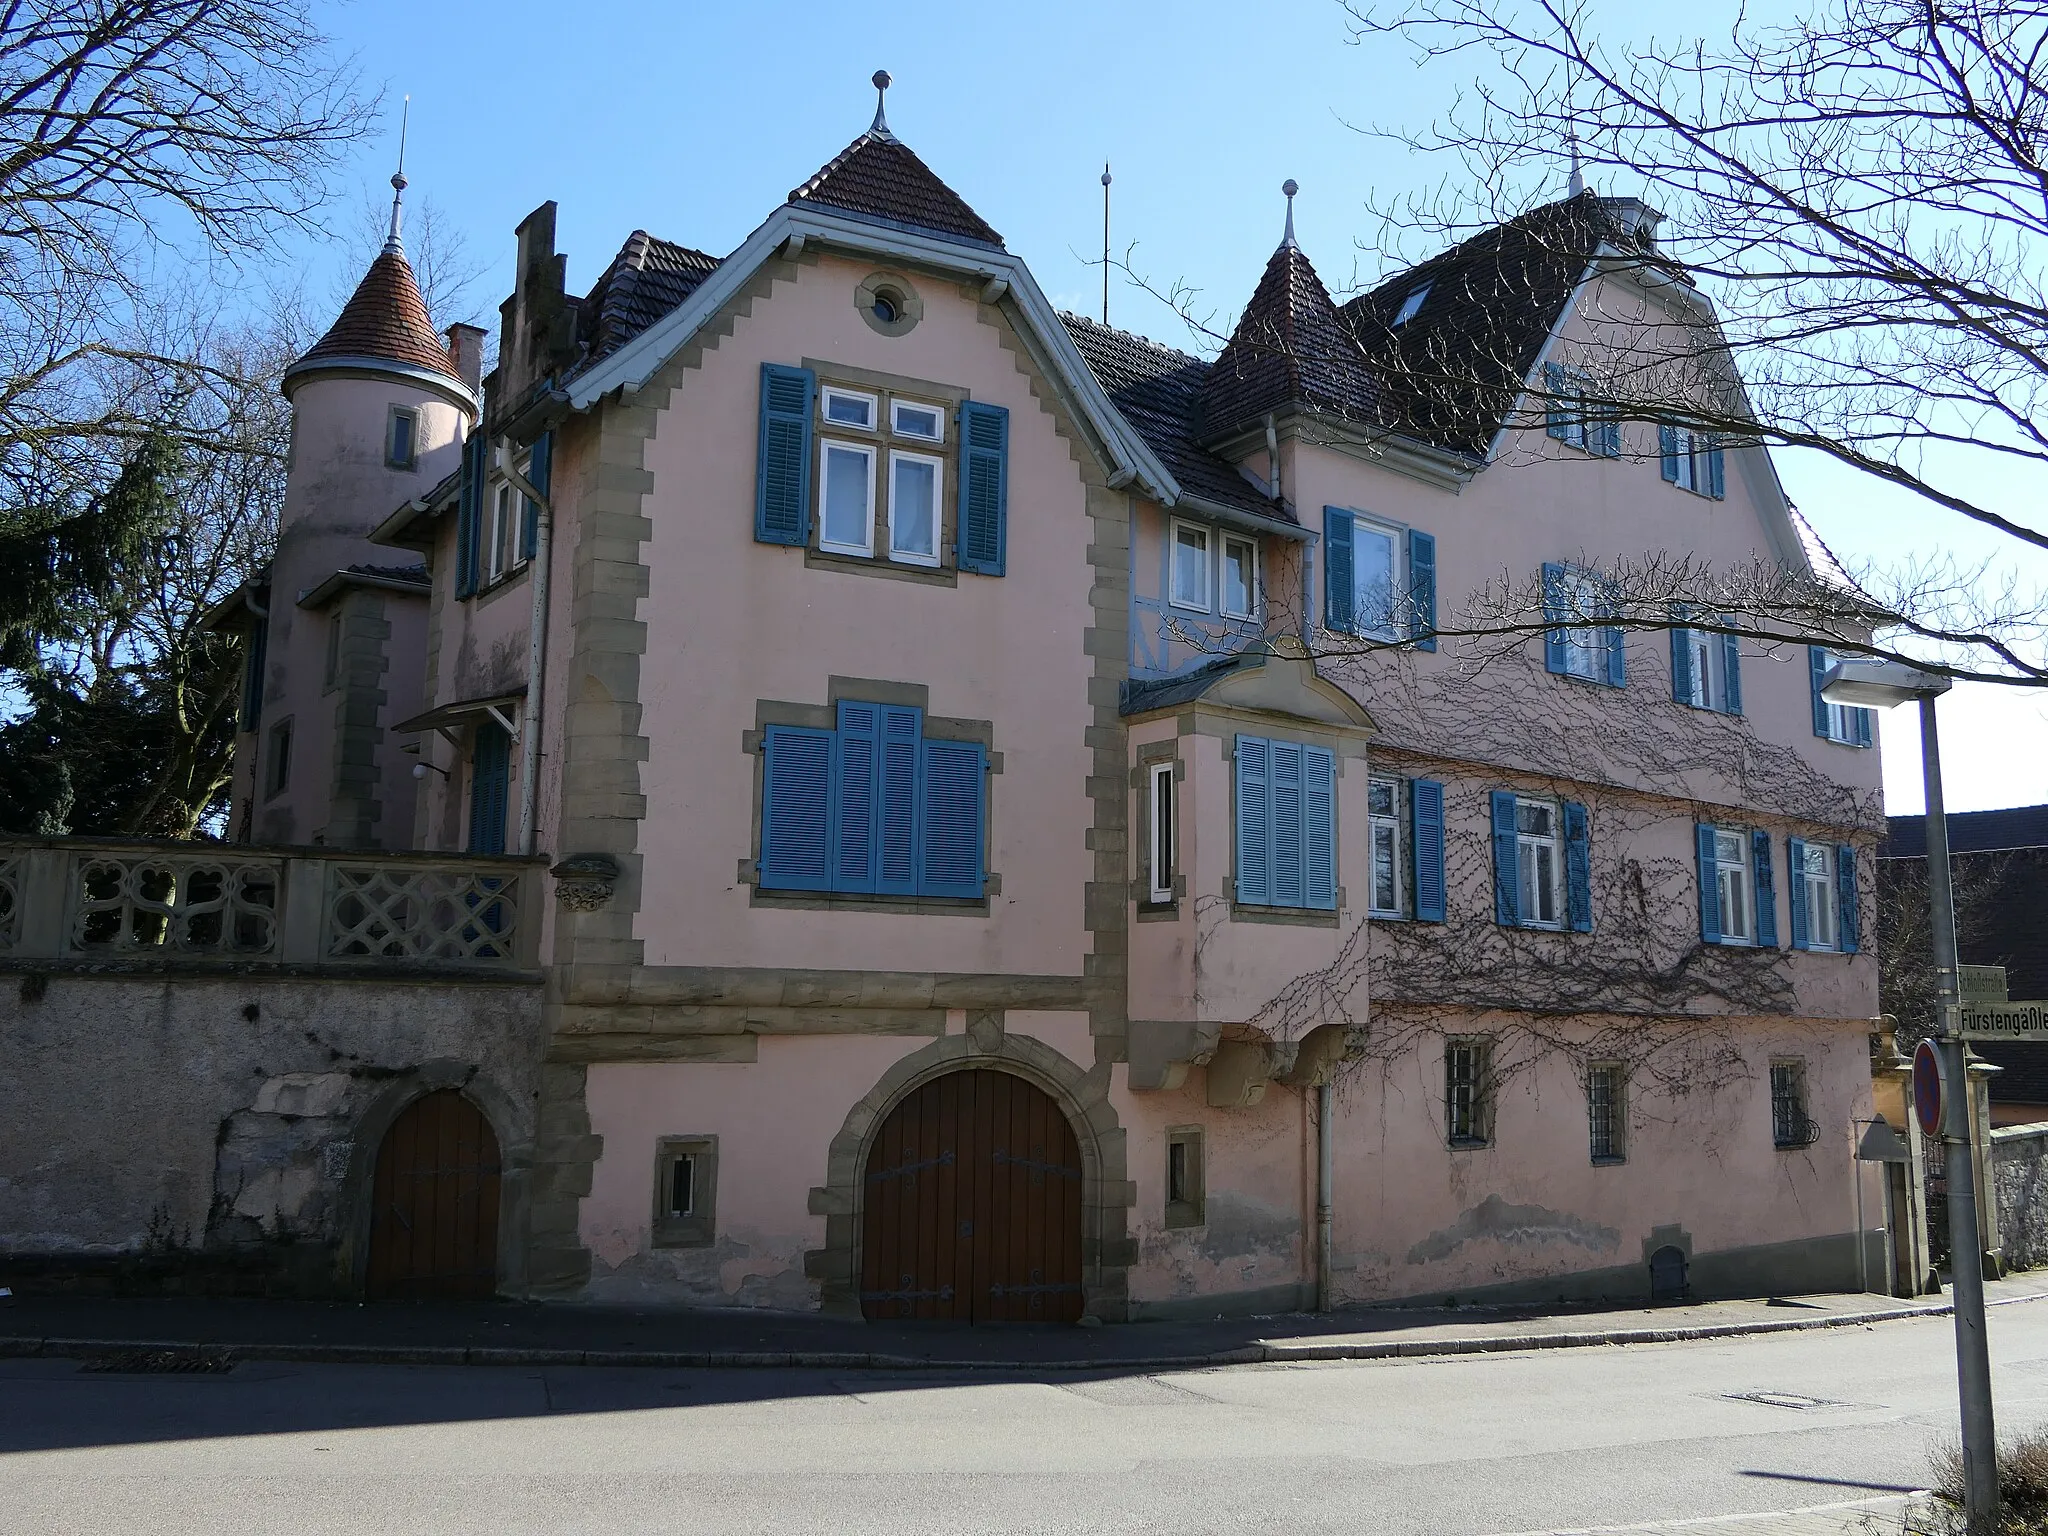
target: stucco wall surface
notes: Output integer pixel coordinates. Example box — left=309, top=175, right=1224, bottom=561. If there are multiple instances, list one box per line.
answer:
left=0, top=972, right=543, bottom=1289
left=1995, top=1123, right=2048, bottom=1270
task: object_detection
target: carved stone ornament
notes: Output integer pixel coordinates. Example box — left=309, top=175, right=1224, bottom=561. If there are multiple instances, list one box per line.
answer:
left=550, top=853, right=620, bottom=912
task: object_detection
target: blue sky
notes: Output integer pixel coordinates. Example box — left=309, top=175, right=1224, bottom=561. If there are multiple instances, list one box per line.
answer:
left=281, top=0, right=2045, bottom=815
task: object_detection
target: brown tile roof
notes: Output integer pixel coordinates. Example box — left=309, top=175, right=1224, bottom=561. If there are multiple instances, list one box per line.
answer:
left=1061, top=313, right=1295, bottom=526
left=790, top=131, right=1003, bottom=249
left=580, top=231, right=721, bottom=361
left=296, top=250, right=460, bottom=383
left=1341, top=192, right=1671, bottom=458
left=1201, top=240, right=1378, bottom=441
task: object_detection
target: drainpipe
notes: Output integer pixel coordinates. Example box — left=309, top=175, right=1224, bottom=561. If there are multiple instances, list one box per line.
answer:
left=500, top=438, right=552, bottom=857
left=1316, top=1079, right=1335, bottom=1312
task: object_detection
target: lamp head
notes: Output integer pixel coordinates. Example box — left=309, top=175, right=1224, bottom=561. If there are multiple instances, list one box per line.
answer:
left=1821, top=657, right=1953, bottom=708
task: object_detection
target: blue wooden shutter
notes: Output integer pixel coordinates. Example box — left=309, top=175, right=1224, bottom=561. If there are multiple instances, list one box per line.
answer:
left=1543, top=362, right=1572, bottom=439
left=467, top=721, right=509, bottom=855
left=1671, top=621, right=1695, bottom=706
left=1722, top=629, right=1743, bottom=715
left=1564, top=800, right=1593, bottom=932
left=760, top=725, right=834, bottom=891
left=1604, top=616, right=1627, bottom=688
left=1809, top=646, right=1831, bottom=737
left=957, top=400, right=1009, bottom=575
left=1787, top=836, right=1809, bottom=949
left=1695, top=823, right=1721, bottom=943
left=755, top=363, right=815, bottom=546
left=1407, top=527, right=1437, bottom=651
left=1836, top=843, right=1860, bottom=952
left=1542, top=562, right=1569, bottom=674
left=1854, top=705, right=1874, bottom=747
left=521, top=430, right=552, bottom=560
left=1660, top=425, right=1681, bottom=482
left=1411, top=778, right=1446, bottom=922
left=876, top=706, right=922, bottom=896
left=1594, top=408, right=1621, bottom=458
left=1303, top=746, right=1336, bottom=911
left=1270, top=740, right=1305, bottom=908
left=1706, top=436, right=1726, bottom=499
left=1235, top=736, right=1270, bottom=906
left=455, top=432, right=485, bottom=598
left=1491, top=791, right=1519, bottom=927
left=832, top=701, right=880, bottom=893
left=1752, top=829, right=1778, bottom=946
left=1323, top=508, right=1354, bottom=633
left=918, top=738, right=986, bottom=898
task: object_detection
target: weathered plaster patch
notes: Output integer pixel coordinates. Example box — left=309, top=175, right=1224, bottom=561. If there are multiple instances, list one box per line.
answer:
left=1406, top=1194, right=1621, bottom=1265
left=1139, top=1190, right=1303, bottom=1301
left=581, top=1228, right=816, bottom=1311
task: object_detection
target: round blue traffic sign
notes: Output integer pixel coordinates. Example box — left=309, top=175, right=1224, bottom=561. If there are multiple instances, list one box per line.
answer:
left=1913, top=1038, right=1944, bottom=1140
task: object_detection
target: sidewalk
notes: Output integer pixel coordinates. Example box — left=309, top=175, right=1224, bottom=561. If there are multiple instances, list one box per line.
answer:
left=1499, top=1494, right=1934, bottom=1534
left=3, top=1273, right=2046, bottom=1372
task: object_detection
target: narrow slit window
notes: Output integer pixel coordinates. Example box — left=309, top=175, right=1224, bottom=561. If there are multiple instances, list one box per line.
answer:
left=1447, top=1041, right=1492, bottom=1148
left=1147, top=760, right=1175, bottom=904
left=1164, top=1127, right=1204, bottom=1228
left=1368, top=776, right=1404, bottom=918
left=1588, top=1064, right=1625, bottom=1163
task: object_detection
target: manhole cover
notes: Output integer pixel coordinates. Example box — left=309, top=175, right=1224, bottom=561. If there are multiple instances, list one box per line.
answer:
left=81, top=1349, right=234, bottom=1375
left=1724, top=1389, right=1840, bottom=1410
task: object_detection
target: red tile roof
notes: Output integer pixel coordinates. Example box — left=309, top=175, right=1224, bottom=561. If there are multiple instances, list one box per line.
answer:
left=789, top=131, right=1003, bottom=249
left=580, top=231, right=721, bottom=361
left=1201, top=241, right=1378, bottom=440
left=295, top=250, right=461, bottom=384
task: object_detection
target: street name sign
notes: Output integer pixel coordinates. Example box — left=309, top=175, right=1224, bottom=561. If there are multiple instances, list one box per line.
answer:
left=1958, top=1001, right=2048, bottom=1042
left=1960, top=965, right=2010, bottom=1005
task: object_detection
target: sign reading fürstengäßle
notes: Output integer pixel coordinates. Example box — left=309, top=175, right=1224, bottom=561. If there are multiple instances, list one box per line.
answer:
left=1959, top=1001, right=2048, bottom=1041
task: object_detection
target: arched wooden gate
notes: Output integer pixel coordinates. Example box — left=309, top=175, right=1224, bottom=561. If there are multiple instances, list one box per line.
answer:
left=365, top=1089, right=501, bottom=1300
left=859, top=1068, right=1084, bottom=1323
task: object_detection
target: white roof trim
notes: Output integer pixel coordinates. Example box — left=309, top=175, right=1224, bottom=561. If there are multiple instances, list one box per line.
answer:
left=564, top=203, right=1179, bottom=504
left=282, top=354, right=478, bottom=416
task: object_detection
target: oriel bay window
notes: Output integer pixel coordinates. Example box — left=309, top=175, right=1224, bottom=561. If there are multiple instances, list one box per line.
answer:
left=1695, top=824, right=1777, bottom=947
left=1491, top=791, right=1592, bottom=931
left=1234, top=735, right=1337, bottom=912
left=760, top=701, right=987, bottom=899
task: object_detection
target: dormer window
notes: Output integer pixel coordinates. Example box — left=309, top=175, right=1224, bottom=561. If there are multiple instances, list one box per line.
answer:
left=1391, top=283, right=1431, bottom=328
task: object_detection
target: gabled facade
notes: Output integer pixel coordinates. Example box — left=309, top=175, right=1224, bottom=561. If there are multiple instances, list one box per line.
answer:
left=189, top=89, right=1885, bottom=1316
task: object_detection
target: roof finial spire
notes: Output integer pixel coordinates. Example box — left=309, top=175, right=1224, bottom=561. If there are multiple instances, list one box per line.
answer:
left=1566, top=130, right=1586, bottom=199
left=1281, top=178, right=1299, bottom=250
left=869, top=70, right=895, bottom=141
left=384, top=95, right=410, bottom=257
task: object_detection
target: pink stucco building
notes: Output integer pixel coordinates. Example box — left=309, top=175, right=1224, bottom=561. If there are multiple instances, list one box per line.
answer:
left=217, top=85, right=1886, bottom=1318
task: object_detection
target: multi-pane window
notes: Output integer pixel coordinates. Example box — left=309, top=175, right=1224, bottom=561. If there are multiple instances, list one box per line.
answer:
left=1796, top=842, right=1838, bottom=951
left=1516, top=799, right=1563, bottom=929
left=1170, top=520, right=1211, bottom=610
left=1713, top=830, right=1753, bottom=944
left=1446, top=1040, right=1492, bottom=1148
left=1368, top=776, right=1405, bottom=918
left=1676, top=620, right=1741, bottom=714
left=887, top=451, right=941, bottom=565
left=1547, top=564, right=1615, bottom=683
left=1146, top=760, right=1175, bottom=905
left=1220, top=534, right=1256, bottom=619
left=1770, top=1062, right=1815, bottom=1148
left=1588, top=1064, right=1625, bottom=1163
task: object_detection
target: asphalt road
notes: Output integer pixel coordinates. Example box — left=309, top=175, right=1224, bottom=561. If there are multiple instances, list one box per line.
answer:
left=4, top=1302, right=2046, bottom=1535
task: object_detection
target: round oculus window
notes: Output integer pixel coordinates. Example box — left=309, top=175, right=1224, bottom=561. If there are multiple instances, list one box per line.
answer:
left=871, top=290, right=902, bottom=324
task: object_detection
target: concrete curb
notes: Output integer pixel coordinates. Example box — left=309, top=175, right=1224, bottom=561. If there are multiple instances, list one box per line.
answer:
left=0, top=1290, right=2039, bottom=1373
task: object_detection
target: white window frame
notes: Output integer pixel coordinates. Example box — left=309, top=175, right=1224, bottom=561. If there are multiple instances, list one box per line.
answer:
left=818, top=438, right=877, bottom=558
left=1713, top=828, right=1753, bottom=945
left=1169, top=518, right=1213, bottom=612
left=820, top=386, right=877, bottom=432
left=1219, top=533, right=1257, bottom=621
left=1686, top=626, right=1723, bottom=710
left=886, top=449, right=943, bottom=567
left=1556, top=566, right=1607, bottom=682
left=1813, top=647, right=1865, bottom=743
left=487, top=457, right=532, bottom=582
left=1669, top=426, right=1719, bottom=494
left=1146, top=761, right=1175, bottom=904
left=1798, top=843, right=1839, bottom=951
left=1556, top=368, right=1591, bottom=452
left=1351, top=513, right=1407, bottom=640
left=1516, top=795, right=1564, bottom=930
left=890, top=397, right=944, bottom=442
left=1368, top=776, right=1405, bottom=919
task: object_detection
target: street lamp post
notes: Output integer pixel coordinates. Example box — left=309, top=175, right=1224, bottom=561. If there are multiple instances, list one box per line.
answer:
left=1823, top=659, right=1997, bottom=1528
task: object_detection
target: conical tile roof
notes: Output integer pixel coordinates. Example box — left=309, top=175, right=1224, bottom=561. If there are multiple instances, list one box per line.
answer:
left=292, top=249, right=461, bottom=384
left=790, top=131, right=1003, bottom=249
left=1201, top=240, right=1377, bottom=438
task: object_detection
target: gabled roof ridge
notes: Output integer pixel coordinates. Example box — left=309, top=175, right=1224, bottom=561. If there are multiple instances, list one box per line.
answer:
left=1058, top=311, right=1205, bottom=368
left=788, top=129, right=1004, bottom=249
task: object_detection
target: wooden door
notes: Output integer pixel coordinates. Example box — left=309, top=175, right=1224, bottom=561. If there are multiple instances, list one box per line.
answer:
left=365, top=1090, right=501, bottom=1300
left=860, top=1069, right=1084, bottom=1323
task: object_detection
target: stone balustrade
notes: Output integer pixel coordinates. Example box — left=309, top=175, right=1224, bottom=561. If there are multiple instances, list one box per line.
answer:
left=0, top=839, right=545, bottom=974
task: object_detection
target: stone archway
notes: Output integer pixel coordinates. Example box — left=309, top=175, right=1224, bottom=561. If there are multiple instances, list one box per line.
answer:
left=809, top=1028, right=1133, bottom=1322
left=364, top=1088, right=500, bottom=1299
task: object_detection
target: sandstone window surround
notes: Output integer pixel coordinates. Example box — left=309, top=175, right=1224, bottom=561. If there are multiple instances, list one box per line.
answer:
left=809, top=363, right=963, bottom=580
left=1164, top=1125, right=1204, bottom=1229
left=652, top=1134, right=718, bottom=1248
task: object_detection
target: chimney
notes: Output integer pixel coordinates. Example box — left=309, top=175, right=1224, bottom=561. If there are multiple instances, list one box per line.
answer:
left=447, top=324, right=486, bottom=394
